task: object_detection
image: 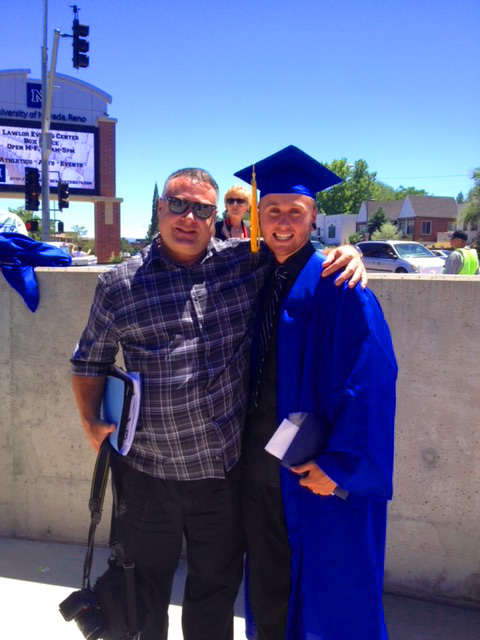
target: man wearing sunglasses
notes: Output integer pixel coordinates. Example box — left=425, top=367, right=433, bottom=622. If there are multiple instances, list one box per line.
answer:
left=71, top=166, right=366, bottom=640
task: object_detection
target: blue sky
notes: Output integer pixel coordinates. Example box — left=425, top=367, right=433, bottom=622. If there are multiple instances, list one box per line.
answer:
left=1, top=0, right=479, bottom=238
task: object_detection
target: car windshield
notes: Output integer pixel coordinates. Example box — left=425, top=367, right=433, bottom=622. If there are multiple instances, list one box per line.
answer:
left=394, top=243, right=435, bottom=259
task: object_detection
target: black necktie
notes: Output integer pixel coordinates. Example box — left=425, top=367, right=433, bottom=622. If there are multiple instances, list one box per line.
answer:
left=250, top=265, right=289, bottom=411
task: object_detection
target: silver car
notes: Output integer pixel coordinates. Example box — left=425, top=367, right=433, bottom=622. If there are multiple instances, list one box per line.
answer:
left=356, top=241, right=445, bottom=274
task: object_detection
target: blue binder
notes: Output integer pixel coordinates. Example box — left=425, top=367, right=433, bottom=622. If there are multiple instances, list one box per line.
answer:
left=281, top=413, right=332, bottom=469
left=100, top=366, right=141, bottom=455
left=279, top=413, right=348, bottom=500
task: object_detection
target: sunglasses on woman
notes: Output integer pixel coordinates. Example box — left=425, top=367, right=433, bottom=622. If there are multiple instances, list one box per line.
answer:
left=226, top=198, right=247, bottom=206
left=163, top=196, right=217, bottom=220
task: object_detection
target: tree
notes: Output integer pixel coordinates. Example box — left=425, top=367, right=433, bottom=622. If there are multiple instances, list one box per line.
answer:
left=315, top=158, right=433, bottom=216
left=371, top=182, right=429, bottom=201
left=146, top=181, right=159, bottom=241
left=371, top=222, right=403, bottom=241
left=71, top=224, right=88, bottom=237
left=8, top=205, right=29, bottom=223
left=367, top=208, right=387, bottom=236
left=315, top=159, right=377, bottom=216
left=456, top=192, right=464, bottom=204
left=391, top=185, right=429, bottom=199
left=460, top=168, right=480, bottom=226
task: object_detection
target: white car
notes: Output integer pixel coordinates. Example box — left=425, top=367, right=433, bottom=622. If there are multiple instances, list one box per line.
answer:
left=430, top=249, right=452, bottom=263
left=356, top=241, right=445, bottom=274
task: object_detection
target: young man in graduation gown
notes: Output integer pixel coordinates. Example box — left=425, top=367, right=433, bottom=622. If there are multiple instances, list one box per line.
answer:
left=236, top=146, right=398, bottom=640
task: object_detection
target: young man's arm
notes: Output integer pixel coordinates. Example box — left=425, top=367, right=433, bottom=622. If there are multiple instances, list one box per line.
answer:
left=322, top=245, right=367, bottom=289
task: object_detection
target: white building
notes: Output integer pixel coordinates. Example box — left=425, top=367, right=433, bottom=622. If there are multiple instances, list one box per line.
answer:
left=314, top=213, right=357, bottom=245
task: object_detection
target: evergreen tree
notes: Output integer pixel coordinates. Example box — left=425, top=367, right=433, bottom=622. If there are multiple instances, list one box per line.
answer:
left=146, top=182, right=159, bottom=241
left=367, top=207, right=387, bottom=236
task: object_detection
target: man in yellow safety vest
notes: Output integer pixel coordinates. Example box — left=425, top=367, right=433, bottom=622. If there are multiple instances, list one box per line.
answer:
left=443, top=230, right=479, bottom=275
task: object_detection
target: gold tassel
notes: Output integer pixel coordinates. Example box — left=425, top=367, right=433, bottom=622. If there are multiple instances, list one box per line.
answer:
left=250, top=164, right=260, bottom=252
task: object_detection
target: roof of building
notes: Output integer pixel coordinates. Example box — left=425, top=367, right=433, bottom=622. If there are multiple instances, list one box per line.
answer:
left=406, top=195, right=457, bottom=219
left=363, top=200, right=403, bottom=221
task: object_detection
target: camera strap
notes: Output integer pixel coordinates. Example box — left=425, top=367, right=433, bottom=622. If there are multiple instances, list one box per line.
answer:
left=83, top=438, right=112, bottom=589
left=82, top=439, right=140, bottom=639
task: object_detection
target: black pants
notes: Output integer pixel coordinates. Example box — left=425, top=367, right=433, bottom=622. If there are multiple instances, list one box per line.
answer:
left=112, top=457, right=244, bottom=640
left=243, top=479, right=291, bottom=640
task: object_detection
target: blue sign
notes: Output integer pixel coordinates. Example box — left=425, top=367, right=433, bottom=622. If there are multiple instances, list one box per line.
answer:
left=0, top=164, right=6, bottom=183
left=27, top=82, right=42, bottom=108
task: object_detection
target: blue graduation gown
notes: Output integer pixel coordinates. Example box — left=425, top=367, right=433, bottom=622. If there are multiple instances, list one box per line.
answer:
left=0, top=232, right=72, bottom=311
left=274, top=251, right=396, bottom=640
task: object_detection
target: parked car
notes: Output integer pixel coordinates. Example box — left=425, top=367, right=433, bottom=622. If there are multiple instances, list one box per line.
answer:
left=431, top=249, right=452, bottom=261
left=356, top=241, right=445, bottom=274
left=311, top=240, right=325, bottom=252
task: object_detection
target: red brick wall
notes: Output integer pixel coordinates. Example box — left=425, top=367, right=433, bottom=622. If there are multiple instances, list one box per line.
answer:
left=412, top=217, right=455, bottom=242
left=98, top=120, right=116, bottom=197
left=94, top=201, right=121, bottom=262
left=94, top=119, right=121, bottom=262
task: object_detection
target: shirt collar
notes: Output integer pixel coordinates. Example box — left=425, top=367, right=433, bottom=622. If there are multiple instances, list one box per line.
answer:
left=274, top=241, right=315, bottom=280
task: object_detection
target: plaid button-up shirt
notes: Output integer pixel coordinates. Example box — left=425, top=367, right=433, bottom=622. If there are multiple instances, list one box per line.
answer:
left=71, top=238, right=271, bottom=480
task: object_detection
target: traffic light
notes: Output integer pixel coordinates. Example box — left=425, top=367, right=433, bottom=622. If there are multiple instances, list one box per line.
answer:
left=25, top=167, right=41, bottom=211
left=58, top=180, right=70, bottom=210
left=73, top=18, right=89, bottom=69
left=57, top=221, right=64, bottom=234
left=26, top=220, right=39, bottom=233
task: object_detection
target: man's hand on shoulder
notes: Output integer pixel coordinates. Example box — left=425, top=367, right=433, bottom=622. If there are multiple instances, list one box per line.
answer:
left=322, top=245, right=367, bottom=290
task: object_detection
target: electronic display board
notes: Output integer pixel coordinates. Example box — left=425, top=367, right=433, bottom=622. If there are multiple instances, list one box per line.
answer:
left=0, top=120, right=98, bottom=195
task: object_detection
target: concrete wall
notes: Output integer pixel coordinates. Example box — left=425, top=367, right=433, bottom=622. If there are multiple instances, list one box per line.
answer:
left=1, top=269, right=480, bottom=607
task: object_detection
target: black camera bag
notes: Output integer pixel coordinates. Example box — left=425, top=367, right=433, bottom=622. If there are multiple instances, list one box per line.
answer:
left=94, top=558, right=144, bottom=639
left=60, top=439, right=144, bottom=640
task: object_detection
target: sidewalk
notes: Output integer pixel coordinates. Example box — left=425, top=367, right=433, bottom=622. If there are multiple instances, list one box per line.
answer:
left=2, top=537, right=479, bottom=639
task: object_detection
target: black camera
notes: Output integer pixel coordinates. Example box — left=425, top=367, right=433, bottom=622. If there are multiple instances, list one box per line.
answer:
left=59, top=587, right=104, bottom=640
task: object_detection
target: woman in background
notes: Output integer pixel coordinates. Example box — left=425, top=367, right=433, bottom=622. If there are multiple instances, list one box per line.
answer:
left=215, top=185, right=251, bottom=239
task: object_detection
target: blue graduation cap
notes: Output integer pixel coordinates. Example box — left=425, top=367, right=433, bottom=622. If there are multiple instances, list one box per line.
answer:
left=234, top=145, right=342, bottom=199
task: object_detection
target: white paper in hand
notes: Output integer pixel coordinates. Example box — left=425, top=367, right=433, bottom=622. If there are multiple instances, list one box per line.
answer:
left=264, top=418, right=299, bottom=460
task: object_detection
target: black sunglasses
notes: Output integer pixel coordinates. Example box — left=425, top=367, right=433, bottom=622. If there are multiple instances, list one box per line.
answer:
left=226, top=198, right=247, bottom=206
left=164, top=196, right=217, bottom=220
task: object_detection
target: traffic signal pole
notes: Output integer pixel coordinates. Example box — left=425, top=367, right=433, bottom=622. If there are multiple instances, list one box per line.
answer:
left=40, top=28, right=60, bottom=242
left=39, top=2, right=88, bottom=241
